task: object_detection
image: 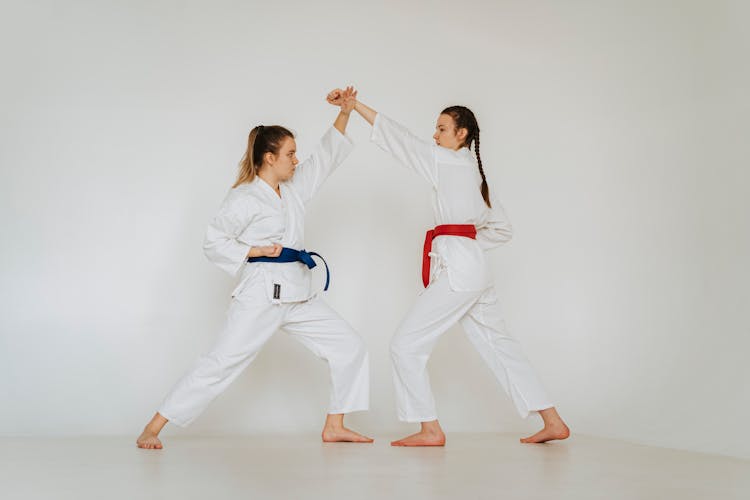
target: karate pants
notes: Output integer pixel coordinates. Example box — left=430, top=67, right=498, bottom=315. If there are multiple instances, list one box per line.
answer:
left=390, top=273, right=553, bottom=422
left=158, top=279, right=370, bottom=427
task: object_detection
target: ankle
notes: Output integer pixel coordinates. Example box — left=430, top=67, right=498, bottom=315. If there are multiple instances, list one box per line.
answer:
left=143, top=424, right=161, bottom=435
left=420, top=423, right=444, bottom=435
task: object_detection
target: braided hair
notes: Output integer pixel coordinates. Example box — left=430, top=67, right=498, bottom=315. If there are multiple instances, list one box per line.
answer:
left=441, top=106, right=491, bottom=208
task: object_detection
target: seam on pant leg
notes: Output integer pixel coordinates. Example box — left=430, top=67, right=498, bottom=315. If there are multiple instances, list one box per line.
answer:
left=473, top=300, right=535, bottom=418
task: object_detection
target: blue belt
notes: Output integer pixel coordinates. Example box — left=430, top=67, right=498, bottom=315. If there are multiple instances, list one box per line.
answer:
left=247, top=247, right=331, bottom=291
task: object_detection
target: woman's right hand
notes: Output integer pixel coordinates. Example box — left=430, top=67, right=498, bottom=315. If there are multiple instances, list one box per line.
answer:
left=327, top=86, right=356, bottom=107
left=327, top=88, right=344, bottom=106
left=248, top=243, right=283, bottom=258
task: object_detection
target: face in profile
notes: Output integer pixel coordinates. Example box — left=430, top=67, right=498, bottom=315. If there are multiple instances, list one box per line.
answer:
left=268, top=136, right=299, bottom=181
left=433, top=114, right=467, bottom=150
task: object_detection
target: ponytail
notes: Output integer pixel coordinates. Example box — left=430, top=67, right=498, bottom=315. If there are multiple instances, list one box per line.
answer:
left=233, top=124, right=294, bottom=188
left=233, top=126, right=261, bottom=188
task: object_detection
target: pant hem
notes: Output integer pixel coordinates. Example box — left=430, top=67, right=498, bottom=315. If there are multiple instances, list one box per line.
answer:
left=157, top=409, right=189, bottom=428
left=398, top=415, right=438, bottom=423
left=519, top=403, right=555, bottom=419
left=327, top=406, right=369, bottom=415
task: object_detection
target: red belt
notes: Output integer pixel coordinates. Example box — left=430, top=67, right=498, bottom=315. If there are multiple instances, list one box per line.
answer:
left=422, top=224, right=477, bottom=287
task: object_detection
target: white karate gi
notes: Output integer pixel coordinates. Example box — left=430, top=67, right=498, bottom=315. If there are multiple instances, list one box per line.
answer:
left=372, top=113, right=553, bottom=422
left=158, top=127, right=369, bottom=427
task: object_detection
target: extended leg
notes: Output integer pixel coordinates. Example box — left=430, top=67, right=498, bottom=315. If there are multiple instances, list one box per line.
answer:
left=136, top=292, right=282, bottom=449
left=459, top=288, right=569, bottom=443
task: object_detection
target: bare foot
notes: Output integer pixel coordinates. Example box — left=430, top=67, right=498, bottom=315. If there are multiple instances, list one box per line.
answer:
left=520, top=422, right=570, bottom=443
left=136, top=412, right=168, bottom=450
left=391, top=429, right=446, bottom=447
left=136, top=429, right=163, bottom=449
left=520, top=407, right=570, bottom=444
left=321, top=427, right=374, bottom=443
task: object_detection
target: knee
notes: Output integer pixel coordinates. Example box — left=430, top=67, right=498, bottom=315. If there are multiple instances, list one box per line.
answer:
left=389, top=333, right=409, bottom=360
left=339, top=330, right=368, bottom=365
left=351, top=334, right=368, bottom=360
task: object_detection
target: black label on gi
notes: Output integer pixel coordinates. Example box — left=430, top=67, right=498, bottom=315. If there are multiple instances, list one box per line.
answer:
left=273, top=284, right=281, bottom=299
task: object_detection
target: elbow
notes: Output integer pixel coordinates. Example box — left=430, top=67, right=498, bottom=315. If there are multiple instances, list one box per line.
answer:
left=202, top=235, right=217, bottom=260
left=490, top=224, right=513, bottom=246
left=502, top=226, right=514, bottom=243
left=500, top=219, right=514, bottom=242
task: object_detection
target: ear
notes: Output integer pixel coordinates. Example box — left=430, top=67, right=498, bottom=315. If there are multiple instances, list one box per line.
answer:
left=264, top=151, right=276, bottom=166
left=456, top=127, right=468, bottom=144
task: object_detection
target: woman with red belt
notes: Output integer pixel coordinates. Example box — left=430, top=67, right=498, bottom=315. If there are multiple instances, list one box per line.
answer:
left=328, top=90, right=570, bottom=446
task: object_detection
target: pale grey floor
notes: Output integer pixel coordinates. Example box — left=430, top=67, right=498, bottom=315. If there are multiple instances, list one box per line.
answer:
left=1, top=433, right=747, bottom=499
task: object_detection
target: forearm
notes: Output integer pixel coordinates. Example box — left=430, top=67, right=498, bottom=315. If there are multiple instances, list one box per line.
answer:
left=246, top=246, right=263, bottom=258
left=203, top=235, right=252, bottom=276
left=333, top=110, right=351, bottom=134
left=354, top=100, right=377, bottom=125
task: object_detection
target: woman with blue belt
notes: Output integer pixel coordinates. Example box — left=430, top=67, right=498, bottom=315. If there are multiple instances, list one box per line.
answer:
left=137, top=88, right=372, bottom=449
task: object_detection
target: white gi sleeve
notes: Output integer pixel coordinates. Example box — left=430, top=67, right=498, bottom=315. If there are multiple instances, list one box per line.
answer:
left=289, top=126, right=354, bottom=204
left=476, top=194, right=514, bottom=250
left=203, top=190, right=261, bottom=277
left=370, top=113, right=438, bottom=186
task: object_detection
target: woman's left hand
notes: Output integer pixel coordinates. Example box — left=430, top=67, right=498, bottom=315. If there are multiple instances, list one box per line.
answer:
left=340, top=86, right=357, bottom=114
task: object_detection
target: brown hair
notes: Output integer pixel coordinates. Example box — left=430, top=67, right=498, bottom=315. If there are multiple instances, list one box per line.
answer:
left=441, top=106, right=491, bottom=208
left=233, top=125, right=294, bottom=188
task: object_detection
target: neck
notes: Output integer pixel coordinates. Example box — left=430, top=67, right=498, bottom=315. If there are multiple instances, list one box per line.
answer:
left=257, top=168, right=280, bottom=193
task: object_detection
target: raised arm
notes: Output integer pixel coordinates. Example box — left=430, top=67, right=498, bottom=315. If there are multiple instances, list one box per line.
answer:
left=329, top=88, right=438, bottom=186
left=333, top=86, right=357, bottom=133
left=367, top=110, right=438, bottom=186
left=286, top=88, right=357, bottom=203
left=353, top=100, right=377, bottom=125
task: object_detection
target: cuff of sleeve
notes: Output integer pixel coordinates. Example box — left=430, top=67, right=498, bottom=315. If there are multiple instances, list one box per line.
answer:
left=330, top=124, right=354, bottom=145
left=370, top=112, right=385, bottom=144
left=231, top=242, right=252, bottom=273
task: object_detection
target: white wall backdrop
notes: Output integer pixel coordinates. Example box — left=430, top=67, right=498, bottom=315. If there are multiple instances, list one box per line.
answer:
left=1, top=0, right=748, bottom=459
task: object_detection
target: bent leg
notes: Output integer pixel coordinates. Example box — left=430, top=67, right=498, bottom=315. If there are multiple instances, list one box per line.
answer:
left=283, top=297, right=372, bottom=442
left=284, top=297, right=370, bottom=414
